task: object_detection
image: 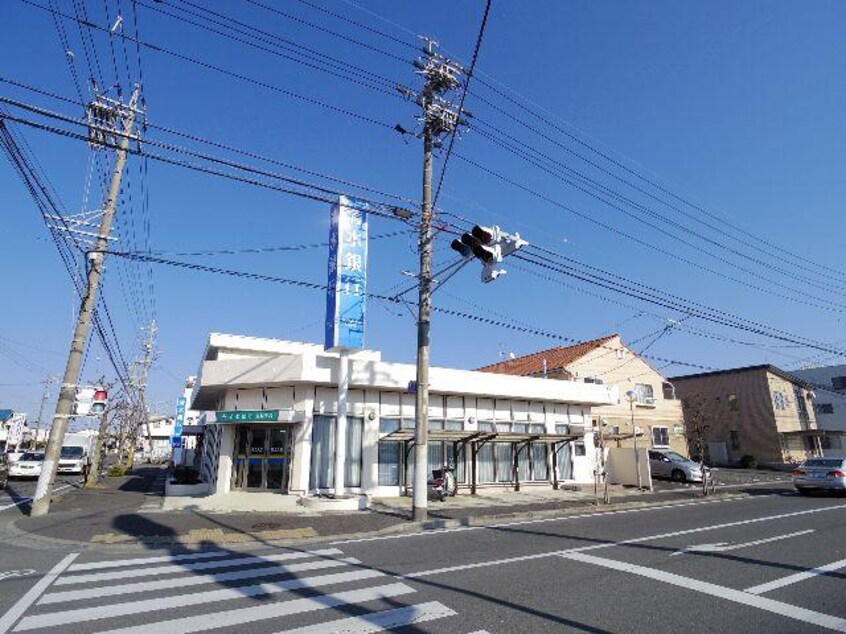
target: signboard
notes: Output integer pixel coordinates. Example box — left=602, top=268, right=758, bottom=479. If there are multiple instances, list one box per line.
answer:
left=325, top=195, right=369, bottom=351
left=6, top=413, right=26, bottom=448
left=215, top=410, right=281, bottom=423
left=171, top=396, right=186, bottom=448
left=73, top=387, right=96, bottom=416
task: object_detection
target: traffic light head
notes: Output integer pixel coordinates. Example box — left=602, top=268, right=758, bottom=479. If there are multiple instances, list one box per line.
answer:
left=450, top=238, right=473, bottom=258
left=91, top=389, right=108, bottom=414
left=460, top=232, right=498, bottom=263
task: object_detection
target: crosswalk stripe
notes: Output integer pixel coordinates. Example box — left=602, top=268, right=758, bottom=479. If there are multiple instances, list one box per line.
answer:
left=272, top=601, right=457, bottom=633
left=92, top=583, right=416, bottom=634
left=67, top=551, right=231, bottom=572
left=39, top=557, right=361, bottom=605
left=15, top=568, right=387, bottom=631
left=54, top=548, right=343, bottom=586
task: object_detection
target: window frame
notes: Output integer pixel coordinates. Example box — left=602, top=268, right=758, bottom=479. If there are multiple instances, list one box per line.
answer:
left=651, top=426, right=670, bottom=448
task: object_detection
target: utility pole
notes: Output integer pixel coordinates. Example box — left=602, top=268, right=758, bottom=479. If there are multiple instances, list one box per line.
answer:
left=30, top=374, right=56, bottom=450
left=127, top=319, right=156, bottom=468
left=399, top=39, right=466, bottom=522
left=31, top=86, right=142, bottom=517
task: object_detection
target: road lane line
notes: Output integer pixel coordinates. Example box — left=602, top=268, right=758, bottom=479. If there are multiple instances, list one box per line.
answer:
left=670, top=529, right=815, bottom=556
left=40, top=557, right=361, bottom=604
left=16, top=568, right=386, bottom=630
left=0, top=482, right=80, bottom=512
left=0, top=553, right=78, bottom=634
left=745, top=557, right=846, bottom=595
left=91, top=583, right=416, bottom=634
left=272, top=601, right=457, bottom=633
left=404, top=501, right=846, bottom=579
left=333, top=495, right=762, bottom=545
left=55, top=547, right=343, bottom=585
left=560, top=552, right=846, bottom=632
left=67, top=550, right=232, bottom=572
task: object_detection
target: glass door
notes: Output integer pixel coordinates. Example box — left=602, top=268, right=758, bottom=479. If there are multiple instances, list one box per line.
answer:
left=232, top=425, right=292, bottom=492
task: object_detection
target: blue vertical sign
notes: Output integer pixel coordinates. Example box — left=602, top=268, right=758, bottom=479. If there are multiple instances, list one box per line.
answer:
left=171, top=396, right=186, bottom=448
left=325, top=196, right=369, bottom=350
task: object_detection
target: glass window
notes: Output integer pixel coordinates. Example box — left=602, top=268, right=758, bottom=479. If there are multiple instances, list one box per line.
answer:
left=496, top=422, right=512, bottom=432
left=730, top=430, right=741, bottom=450
left=573, top=443, right=586, bottom=456
left=429, top=420, right=444, bottom=430
left=310, top=415, right=334, bottom=490
left=401, top=418, right=415, bottom=429
left=556, top=442, right=572, bottom=479
left=378, top=441, right=400, bottom=485
left=635, top=384, right=655, bottom=404
left=379, top=418, right=401, bottom=434
left=651, top=427, right=670, bottom=447
left=662, top=382, right=676, bottom=400
left=345, top=417, right=364, bottom=488
left=531, top=443, right=548, bottom=480
left=728, top=394, right=739, bottom=411
left=831, top=376, right=846, bottom=391
left=478, top=421, right=495, bottom=432
left=555, top=424, right=570, bottom=435
left=445, top=420, right=463, bottom=431
left=512, top=423, right=527, bottom=434
left=517, top=445, right=531, bottom=481
left=495, top=443, right=513, bottom=482
left=478, top=444, right=495, bottom=482
left=528, top=423, right=545, bottom=434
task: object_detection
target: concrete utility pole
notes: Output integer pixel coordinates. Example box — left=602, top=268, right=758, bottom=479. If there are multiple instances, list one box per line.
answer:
left=30, top=374, right=56, bottom=450
left=405, top=39, right=465, bottom=522
left=127, top=319, right=156, bottom=468
left=31, top=86, right=142, bottom=517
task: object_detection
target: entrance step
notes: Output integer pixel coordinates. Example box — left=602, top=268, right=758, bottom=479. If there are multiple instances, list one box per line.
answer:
left=301, top=494, right=370, bottom=512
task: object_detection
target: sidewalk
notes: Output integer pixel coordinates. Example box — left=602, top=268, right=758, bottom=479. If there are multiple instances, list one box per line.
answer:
left=6, top=465, right=792, bottom=550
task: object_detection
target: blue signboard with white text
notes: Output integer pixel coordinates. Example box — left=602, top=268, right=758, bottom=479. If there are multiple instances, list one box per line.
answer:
left=325, top=196, right=369, bottom=350
left=171, top=396, right=186, bottom=448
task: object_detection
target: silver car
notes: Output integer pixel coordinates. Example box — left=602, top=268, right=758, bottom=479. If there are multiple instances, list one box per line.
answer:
left=793, top=458, right=846, bottom=495
left=649, top=450, right=708, bottom=483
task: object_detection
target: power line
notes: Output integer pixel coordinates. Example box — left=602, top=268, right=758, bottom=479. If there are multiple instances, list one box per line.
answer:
left=431, top=0, right=492, bottom=208
left=20, top=0, right=398, bottom=131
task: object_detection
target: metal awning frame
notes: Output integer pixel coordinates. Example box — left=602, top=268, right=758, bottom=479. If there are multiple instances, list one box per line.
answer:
left=381, top=429, right=581, bottom=495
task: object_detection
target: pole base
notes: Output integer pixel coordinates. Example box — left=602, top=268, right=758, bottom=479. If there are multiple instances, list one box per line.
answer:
left=412, top=506, right=428, bottom=522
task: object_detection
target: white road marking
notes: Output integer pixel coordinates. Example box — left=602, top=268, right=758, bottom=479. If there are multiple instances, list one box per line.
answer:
left=405, top=501, right=846, bottom=579
left=0, top=482, right=79, bottom=512
left=560, top=552, right=846, bottom=632
left=0, top=570, right=35, bottom=582
left=745, top=557, right=846, bottom=595
left=272, top=601, right=457, bottom=633
left=670, top=529, right=815, bottom=556
left=39, top=557, right=361, bottom=605
left=67, top=550, right=232, bottom=572
left=16, top=568, right=386, bottom=630
left=54, top=547, right=343, bottom=585
left=91, top=583, right=416, bottom=634
left=333, top=495, right=760, bottom=545
left=0, top=553, right=78, bottom=634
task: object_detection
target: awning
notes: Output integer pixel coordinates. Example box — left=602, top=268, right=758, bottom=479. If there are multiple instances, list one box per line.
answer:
left=381, top=428, right=581, bottom=495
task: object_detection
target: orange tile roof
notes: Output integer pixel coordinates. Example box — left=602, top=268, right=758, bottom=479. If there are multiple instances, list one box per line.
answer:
left=477, top=335, right=619, bottom=377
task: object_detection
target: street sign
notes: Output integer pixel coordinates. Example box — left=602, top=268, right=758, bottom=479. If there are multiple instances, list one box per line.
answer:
left=6, top=413, right=26, bottom=448
left=171, top=396, right=186, bottom=448
left=325, top=195, right=369, bottom=351
left=215, top=410, right=281, bottom=423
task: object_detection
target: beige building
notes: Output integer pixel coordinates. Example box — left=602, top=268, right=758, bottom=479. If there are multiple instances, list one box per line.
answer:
left=478, top=334, right=688, bottom=456
left=670, top=365, right=824, bottom=466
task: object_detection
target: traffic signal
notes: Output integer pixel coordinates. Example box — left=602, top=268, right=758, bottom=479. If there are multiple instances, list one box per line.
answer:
left=73, top=387, right=95, bottom=416
left=450, top=224, right=528, bottom=283
left=91, top=388, right=108, bottom=414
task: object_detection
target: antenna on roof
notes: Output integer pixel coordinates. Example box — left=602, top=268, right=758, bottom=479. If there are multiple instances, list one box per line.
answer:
left=542, top=358, right=548, bottom=378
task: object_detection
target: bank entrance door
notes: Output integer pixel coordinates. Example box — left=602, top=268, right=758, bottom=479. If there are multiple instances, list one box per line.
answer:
left=232, top=425, right=292, bottom=491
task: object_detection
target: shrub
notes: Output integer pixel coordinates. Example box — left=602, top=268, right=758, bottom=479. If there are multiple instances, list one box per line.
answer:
left=107, top=463, right=128, bottom=477
left=740, top=454, right=758, bottom=469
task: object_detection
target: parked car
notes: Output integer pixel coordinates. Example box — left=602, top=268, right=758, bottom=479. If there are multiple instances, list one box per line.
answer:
left=9, top=452, right=45, bottom=479
left=648, top=449, right=709, bottom=483
left=792, top=458, right=846, bottom=495
left=0, top=453, right=7, bottom=488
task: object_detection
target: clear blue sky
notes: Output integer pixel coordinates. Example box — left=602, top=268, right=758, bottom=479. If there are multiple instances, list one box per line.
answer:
left=2, top=0, right=845, bottom=421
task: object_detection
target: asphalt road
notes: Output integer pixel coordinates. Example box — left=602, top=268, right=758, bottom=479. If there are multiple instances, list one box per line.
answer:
left=1, top=485, right=844, bottom=633
left=0, top=475, right=81, bottom=516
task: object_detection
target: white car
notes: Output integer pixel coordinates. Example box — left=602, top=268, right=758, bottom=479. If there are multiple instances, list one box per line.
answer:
left=9, top=452, right=45, bottom=479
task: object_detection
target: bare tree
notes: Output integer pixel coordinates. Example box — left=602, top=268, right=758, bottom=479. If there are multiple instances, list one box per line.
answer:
left=682, top=393, right=714, bottom=496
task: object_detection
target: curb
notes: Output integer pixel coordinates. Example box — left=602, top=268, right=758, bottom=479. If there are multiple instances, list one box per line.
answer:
left=0, top=488, right=757, bottom=553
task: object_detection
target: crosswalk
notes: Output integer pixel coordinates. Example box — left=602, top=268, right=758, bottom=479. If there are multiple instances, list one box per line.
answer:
left=7, top=547, right=459, bottom=633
